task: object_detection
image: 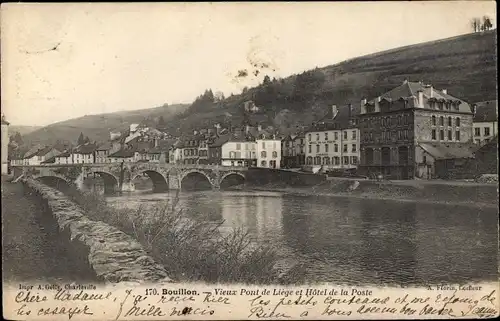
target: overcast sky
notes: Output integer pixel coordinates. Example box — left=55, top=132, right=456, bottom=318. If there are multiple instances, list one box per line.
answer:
left=1, top=2, right=496, bottom=126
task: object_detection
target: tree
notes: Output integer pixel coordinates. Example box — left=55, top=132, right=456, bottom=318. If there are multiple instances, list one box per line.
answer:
left=77, top=132, right=85, bottom=145
left=262, top=75, right=271, bottom=86
left=157, top=116, right=166, bottom=129
left=471, top=18, right=481, bottom=32
left=84, top=136, right=91, bottom=144
left=11, top=132, right=23, bottom=145
left=482, top=16, right=493, bottom=31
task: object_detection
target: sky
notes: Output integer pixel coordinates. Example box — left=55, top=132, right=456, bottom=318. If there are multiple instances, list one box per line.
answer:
left=1, top=2, right=496, bottom=126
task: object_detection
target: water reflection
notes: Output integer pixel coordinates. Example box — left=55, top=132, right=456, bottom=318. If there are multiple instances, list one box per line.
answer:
left=107, top=190, right=498, bottom=285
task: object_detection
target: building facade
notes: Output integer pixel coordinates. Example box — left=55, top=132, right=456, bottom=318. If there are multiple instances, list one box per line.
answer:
left=221, top=139, right=257, bottom=167
left=358, top=80, right=474, bottom=179
left=256, top=133, right=281, bottom=169
left=305, top=105, right=360, bottom=170
left=472, top=100, right=498, bottom=145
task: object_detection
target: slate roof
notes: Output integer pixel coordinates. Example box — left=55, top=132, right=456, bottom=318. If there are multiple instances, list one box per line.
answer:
left=307, top=104, right=358, bottom=132
left=209, top=134, right=231, bottom=148
left=96, top=142, right=113, bottom=151
left=56, top=150, right=72, bottom=157
left=366, top=81, right=472, bottom=113
left=109, top=149, right=136, bottom=158
left=41, top=156, right=56, bottom=164
left=418, top=143, right=477, bottom=160
left=74, top=143, right=98, bottom=154
left=473, top=100, right=498, bottom=122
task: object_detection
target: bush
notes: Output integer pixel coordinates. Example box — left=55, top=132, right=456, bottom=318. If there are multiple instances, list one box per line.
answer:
left=63, top=185, right=305, bottom=284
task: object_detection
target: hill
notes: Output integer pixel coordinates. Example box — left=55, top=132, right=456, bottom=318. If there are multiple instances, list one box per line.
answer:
left=9, top=125, right=41, bottom=136
left=167, top=30, right=497, bottom=134
left=21, top=30, right=497, bottom=145
left=22, top=103, right=189, bottom=147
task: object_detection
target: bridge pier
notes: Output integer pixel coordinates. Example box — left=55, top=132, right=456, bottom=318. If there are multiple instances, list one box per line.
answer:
left=120, top=181, right=135, bottom=192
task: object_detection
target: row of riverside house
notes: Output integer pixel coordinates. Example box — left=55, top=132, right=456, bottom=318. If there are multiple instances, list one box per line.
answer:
left=10, top=81, right=497, bottom=179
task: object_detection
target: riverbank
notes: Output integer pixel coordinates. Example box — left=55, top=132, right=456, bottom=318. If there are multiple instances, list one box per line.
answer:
left=241, top=178, right=498, bottom=209
left=1, top=177, right=97, bottom=283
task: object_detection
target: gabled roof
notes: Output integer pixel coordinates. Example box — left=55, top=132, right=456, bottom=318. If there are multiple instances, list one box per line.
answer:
left=366, top=81, right=471, bottom=113
left=473, top=100, right=498, bottom=122
left=74, top=142, right=98, bottom=154
left=56, top=150, right=72, bottom=158
left=24, top=145, right=58, bottom=159
left=109, top=149, right=135, bottom=158
left=418, top=143, right=477, bottom=160
left=308, top=104, right=358, bottom=132
left=209, top=134, right=231, bottom=148
left=41, top=156, right=56, bottom=164
left=96, top=142, right=113, bottom=151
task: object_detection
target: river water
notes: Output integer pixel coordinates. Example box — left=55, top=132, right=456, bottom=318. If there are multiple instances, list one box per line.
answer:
left=106, top=189, right=498, bottom=286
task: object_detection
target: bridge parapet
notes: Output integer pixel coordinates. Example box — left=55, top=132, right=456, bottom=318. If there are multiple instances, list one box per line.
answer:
left=16, top=163, right=248, bottom=191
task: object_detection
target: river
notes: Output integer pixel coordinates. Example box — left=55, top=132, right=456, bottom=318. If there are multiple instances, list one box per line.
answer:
left=106, top=189, right=498, bottom=286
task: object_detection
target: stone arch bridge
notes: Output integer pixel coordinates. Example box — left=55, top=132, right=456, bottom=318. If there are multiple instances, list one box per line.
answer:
left=13, top=163, right=247, bottom=194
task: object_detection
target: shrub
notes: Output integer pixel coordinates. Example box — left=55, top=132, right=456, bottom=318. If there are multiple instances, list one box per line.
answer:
left=62, top=184, right=305, bottom=284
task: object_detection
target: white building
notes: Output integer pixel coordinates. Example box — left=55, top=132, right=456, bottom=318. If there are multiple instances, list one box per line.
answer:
left=72, top=143, right=97, bottom=164
left=24, top=146, right=62, bottom=166
left=221, top=138, right=256, bottom=167
left=55, top=150, right=73, bottom=164
left=472, top=100, right=498, bottom=145
left=256, top=131, right=281, bottom=169
left=305, top=105, right=360, bottom=170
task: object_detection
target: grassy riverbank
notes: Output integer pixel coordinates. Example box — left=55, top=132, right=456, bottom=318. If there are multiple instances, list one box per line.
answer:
left=60, top=184, right=304, bottom=284
left=241, top=178, right=498, bottom=209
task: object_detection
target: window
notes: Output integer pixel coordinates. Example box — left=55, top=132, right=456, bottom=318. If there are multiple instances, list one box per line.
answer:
left=316, top=134, right=320, bottom=141
left=475, top=128, right=481, bottom=136
left=316, top=145, right=320, bottom=153
left=485, top=127, right=491, bottom=136
left=343, top=144, right=348, bottom=152
left=272, top=151, right=278, bottom=158
left=261, top=160, right=267, bottom=167
left=423, top=155, right=427, bottom=164
left=308, top=134, right=311, bottom=141
left=236, top=143, right=241, bottom=150
left=352, top=131, right=356, bottom=139
left=308, top=145, right=312, bottom=153
left=325, top=144, right=329, bottom=152
left=334, top=157, right=340, bottom=165
left=455, top=130, right=460, bottom=141
left=334, top=144, right=338, bottom=152
left=448, top=117, right=452, bottom=126
left=440, top=130, right=444, bottom=140
left=325, top=133, right=328, bottom=140
left=432, top=130, right=436, bottom=140
left=456, top=117, right=460, bottom=127
left=343, top=156, right=349, bottom=164
left=440, top=116, right=444, bottom=126
left=343, top=131, right=347, bottom=139
left=261, top=151, right=267, bottom=158
left=352, top=144, right=357, bottom=152
left=448, top=130, right=452, bottom=140
left=300, top=139, right=304, bottom=144
left=334, top=132, right=338, bottom=140
left=432, top=116, right=436, bottom=126
left=351, top=156, right=358, bottom=165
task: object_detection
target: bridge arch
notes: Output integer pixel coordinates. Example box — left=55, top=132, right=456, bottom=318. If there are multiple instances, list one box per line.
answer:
left=219, top=172, right=246, bottom=189
left=35, top=175, right=73, bottom=191
left=180, top=169, right=213, bottom=190
left=86, top=170, right=119, bottom=195
left=131, top=169, right=169, bottom=193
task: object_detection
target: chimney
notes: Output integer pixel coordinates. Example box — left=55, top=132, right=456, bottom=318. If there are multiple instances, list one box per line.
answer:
left=430, top=86, right=434, bottom=98
left=361, top=98, right=367, bottom=114
left=245, top=124, right=250, bottom=134
left=442, top=89, right=447, bottom=95
left=417, top=90, right=424, bottom=108
left=374, top=96, right=381, bottom=112
left=331, top=105, right=338, bottom=119
left=193, top=130, right=198, bottom=135
left=214, top=123, right=221, bottom=135
left=472, top=104, right=477, bottom=115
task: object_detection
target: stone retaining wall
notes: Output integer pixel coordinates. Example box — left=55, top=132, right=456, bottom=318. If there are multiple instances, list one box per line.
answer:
left=22, top=178, right=174, bottom=284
